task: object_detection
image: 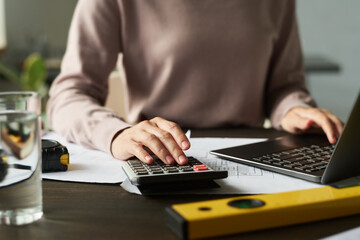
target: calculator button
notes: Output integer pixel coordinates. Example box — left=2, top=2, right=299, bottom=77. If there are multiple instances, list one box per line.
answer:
left=133, top=166, right=146, bottom=171
left=149, top=167, right=162, bottom=171
left=194, top=167, right=209, bottom=171
left=130, top=163, right=143, bottom=166
left=164, top=166, right=177, bottom=170
left=179, top=166, right=192, bottom=169
left=193, top=164, right=209, bottom=171
left=181, top=168, right=194, bottom=172
left=188, top=158, right=202, bottom=165
left=193, top=164, right=207, bottom=168
left=129, top=160, right=140, bottom=164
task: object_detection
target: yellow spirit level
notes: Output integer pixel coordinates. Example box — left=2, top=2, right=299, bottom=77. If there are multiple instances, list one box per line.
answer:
left=166, top=185, right=360, bottom=239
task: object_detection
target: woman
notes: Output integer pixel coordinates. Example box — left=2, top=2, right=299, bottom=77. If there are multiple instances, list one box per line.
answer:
left=47, top=0, right=343, bottom=166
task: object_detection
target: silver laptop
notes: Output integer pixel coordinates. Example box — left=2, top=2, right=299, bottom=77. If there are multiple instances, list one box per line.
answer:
left=210, top=92, right=360, bottom=184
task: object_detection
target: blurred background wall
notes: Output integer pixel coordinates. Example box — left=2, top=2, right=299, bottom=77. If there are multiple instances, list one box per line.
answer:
left=297, top=0, right=360, bottom=122
left=1, top=0, right=76, bottom=65
left=0, top=0, right=359, bottom=122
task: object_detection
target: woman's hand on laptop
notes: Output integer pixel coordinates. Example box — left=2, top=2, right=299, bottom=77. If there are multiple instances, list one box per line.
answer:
left=110, top=117, right=190, bottom=165
left=281, top=107, right=343, bottom=144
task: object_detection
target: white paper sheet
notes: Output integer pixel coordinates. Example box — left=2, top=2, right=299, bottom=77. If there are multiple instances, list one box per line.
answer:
left=321, top=226, right=360, bottom=240
left=120, top=137, right=321, bottom=194
left=42, top=132, right=127, bottom=183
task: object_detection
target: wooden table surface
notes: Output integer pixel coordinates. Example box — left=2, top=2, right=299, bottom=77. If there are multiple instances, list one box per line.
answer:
left=1, top=128, right=359, bottom=240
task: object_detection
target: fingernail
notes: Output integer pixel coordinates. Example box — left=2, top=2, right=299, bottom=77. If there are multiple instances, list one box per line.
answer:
left=166, top=155, right=174, bottom=164
left=179, top=155, right=187, bottom=164
left=181, top=141, right=189, bottom=149
left=306, top=120, right=313, bottom=129
left=145, top=155, right=153, bottom=162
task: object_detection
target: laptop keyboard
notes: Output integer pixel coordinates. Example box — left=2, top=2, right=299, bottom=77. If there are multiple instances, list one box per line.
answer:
left=252, top=144, right=335, bottom=173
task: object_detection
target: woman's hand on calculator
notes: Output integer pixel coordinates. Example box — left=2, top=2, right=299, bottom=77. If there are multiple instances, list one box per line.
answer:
left=110, top=117, right=190, bottom=165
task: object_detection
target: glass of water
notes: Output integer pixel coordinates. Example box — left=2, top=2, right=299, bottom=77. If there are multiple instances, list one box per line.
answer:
left=0, top=111, right=42, bottom=225
left=0, top=92, right=43, bottom=225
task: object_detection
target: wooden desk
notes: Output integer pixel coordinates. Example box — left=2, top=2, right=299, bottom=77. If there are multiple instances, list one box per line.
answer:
left=1, top=128, right=359, bottom=240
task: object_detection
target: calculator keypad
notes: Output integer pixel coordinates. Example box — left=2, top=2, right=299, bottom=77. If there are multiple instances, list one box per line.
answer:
left=123, top=156, right=228, bottom=186
left=127, top=157, right=209, bottom=176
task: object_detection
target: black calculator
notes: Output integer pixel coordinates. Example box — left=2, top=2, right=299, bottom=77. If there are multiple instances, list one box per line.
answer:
left=122, top=156, right=228, bottom=186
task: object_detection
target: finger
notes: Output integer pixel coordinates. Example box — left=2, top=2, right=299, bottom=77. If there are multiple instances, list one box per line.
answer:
left=321, top=109, right=344, bottom=140
left=137, top=119, right=188, bottom=164
left=146, top=127, right=188, bottom=165
left=151, top=117, right=191, bottom=150
left=135, top=131, right=175, bottom=165
left=298, top=109, right=338, bottom=144
left=130, top=141, right=154, bottom=164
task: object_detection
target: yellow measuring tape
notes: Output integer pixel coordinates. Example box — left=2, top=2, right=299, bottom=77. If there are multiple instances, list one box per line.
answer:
left=166, top=185, right=360, bottom=239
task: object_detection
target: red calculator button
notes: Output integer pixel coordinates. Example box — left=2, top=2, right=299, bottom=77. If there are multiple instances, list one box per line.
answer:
left=193, top=165, right=209, bottom=171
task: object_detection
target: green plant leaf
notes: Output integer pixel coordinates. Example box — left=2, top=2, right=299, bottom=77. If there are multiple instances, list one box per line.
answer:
left=21, top=53, right=47, bottom=91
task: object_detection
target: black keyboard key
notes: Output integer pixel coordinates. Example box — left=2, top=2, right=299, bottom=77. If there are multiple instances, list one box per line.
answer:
left=273, top=162, right=284, bottom=166
left=305, top=168, right=321, bottom=172
left=316, top=165, right=327, bottom=170
left=299, top=147, right=311, bottom=152
left=259, top=156, right=272, bottom=161
left=263, top=160, right=274, bottom=164
left=271, top=153, right=283, bottom=158
left=297, top=160, right=312, bottom=165
left=295, top=166, right=311, bottom=171
left=309, top=153, right=321, bottom=158
left=284, top=163, right=300, bottom=168
left=282, top=158, right=301, bottom=164
left=310, top=162, right=327, bottom=168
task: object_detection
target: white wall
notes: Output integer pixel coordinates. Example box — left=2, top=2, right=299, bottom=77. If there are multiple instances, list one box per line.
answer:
left=297, top=0, right=360, bottom=121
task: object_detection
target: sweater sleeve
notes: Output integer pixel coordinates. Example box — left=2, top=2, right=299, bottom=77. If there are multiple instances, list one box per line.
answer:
left=266, top=0, right=316, bottom=129
left=47, top=0, right=131, bottom=154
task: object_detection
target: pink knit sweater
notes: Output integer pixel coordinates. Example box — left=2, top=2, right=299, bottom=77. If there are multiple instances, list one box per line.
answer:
left=47, top=0, right=315, bottom=154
